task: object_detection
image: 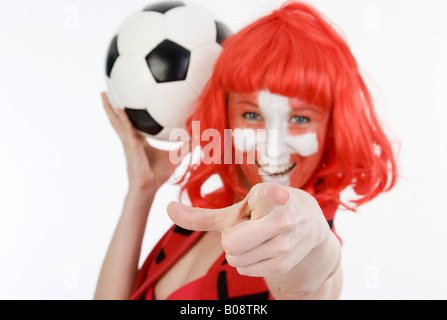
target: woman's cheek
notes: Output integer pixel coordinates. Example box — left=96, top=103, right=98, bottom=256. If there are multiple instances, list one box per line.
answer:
left=286, top=132, right=319, bottom=157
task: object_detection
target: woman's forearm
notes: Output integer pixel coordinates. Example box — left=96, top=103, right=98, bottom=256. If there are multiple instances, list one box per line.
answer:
left=94, top=187, right=156, bottom=300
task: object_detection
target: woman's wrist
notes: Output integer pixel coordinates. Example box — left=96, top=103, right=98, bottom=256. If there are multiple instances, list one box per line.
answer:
left=127, top=183, right=159, bottom=198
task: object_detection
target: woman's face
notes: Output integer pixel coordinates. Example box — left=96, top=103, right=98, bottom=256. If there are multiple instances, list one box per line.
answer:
left=227, top=90, right=330, bottom=189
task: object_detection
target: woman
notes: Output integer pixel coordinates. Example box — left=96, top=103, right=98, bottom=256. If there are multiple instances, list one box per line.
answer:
left=95, top=1, right=397, bottom=300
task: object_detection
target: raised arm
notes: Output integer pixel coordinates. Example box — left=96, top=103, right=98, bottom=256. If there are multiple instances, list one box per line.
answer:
left=94, top=93, right=177, bottom=299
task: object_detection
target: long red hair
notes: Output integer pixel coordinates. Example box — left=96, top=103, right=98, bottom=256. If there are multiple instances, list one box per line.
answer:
left=178, top=1, right=398, bottom=211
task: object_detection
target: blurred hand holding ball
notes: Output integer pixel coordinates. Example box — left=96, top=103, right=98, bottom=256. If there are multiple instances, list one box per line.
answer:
left=105, top=1, right=231, bottom=140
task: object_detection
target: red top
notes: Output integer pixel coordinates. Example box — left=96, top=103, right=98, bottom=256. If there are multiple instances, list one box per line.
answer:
left=130, top=226, right=274, bottom=300
left=130, top=199, right=340, bottom=300
left=145, top=276, right=204, bottom=300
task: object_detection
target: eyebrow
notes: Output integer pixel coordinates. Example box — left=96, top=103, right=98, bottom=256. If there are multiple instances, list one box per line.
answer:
left=290, top=105, right=323, bottom=114
left=233, top=100, right=259, bottom=107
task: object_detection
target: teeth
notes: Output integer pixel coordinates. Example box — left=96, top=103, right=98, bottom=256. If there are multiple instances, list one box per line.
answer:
left=256, top=162, right=296, bottom=175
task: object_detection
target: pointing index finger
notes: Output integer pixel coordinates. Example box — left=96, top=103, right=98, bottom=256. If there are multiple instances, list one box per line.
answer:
left=167, top=200, right=249, bottom=232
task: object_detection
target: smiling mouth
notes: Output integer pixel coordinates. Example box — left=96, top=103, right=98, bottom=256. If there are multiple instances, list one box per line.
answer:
left=255, top=161, right=296, bottom=176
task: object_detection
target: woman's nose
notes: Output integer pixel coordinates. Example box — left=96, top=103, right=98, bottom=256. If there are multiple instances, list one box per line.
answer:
left=259, top=125, right=289, bottom=165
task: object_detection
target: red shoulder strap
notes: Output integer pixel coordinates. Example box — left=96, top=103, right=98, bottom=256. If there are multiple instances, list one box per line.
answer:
left=129, top=225, right=203, bottom=300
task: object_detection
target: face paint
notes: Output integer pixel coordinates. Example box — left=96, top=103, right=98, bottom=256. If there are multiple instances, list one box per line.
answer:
left=228, top=90, right=328, bottom=188
left=257, top=90, right=319, bottom=166
left=232, top=128, right=257, bottom=153
left=287, top=132, right=319, bottom=157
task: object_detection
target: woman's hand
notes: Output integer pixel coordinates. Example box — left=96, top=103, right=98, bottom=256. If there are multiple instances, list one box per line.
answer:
left=101, top=92, right=176, bottom=192
left=167, top=182, right=332, bottom=277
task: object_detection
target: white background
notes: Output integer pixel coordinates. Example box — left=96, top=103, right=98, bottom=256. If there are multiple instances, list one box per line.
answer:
left=0, top=0, right=446, bottom=300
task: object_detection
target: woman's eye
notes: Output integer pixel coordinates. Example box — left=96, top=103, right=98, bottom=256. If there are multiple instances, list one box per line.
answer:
left=242, top=112, right=262, bottom=120
left=290, top=116, right=310, bottom=124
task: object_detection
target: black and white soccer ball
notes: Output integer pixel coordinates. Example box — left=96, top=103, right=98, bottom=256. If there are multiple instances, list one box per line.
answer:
left=105, top=1, right=232, bottom=141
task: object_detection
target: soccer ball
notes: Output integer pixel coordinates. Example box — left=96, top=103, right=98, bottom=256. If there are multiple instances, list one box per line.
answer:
left=105, top=1, right=232, bottom=141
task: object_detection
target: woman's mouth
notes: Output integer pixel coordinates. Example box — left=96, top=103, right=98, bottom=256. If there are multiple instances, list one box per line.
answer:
left=255, top=161, right=296, bottom=176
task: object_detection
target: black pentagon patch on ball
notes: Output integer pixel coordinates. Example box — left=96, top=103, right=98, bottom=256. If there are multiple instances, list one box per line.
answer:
left=215, top=21, right=232, bottom=45
left=146, top=39, right=190, bottom=83
left=142, top=1, right=185, bottom=14
left=106, top=35, right=119, bottom=78
left=124, top=108, right=163, bottom=135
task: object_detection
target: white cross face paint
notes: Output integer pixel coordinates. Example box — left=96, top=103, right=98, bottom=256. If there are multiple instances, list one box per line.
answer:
left=232, top=90, right=320, bottom=185
left=232, top=128, right=257, bottom=154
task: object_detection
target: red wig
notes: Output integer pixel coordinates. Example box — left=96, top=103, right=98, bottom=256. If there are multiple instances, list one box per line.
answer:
left=178, top=1, right=398, bottom=211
